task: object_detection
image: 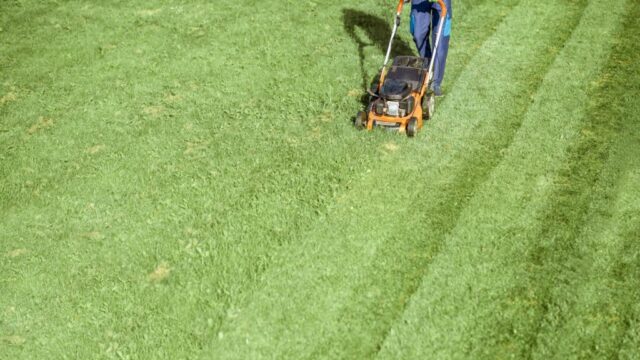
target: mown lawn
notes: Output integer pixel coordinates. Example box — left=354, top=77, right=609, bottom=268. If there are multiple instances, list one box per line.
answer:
left=1, top=0, right=638, bottom=359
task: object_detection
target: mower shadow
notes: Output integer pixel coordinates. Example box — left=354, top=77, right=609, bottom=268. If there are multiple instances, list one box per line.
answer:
left=342, top=8, right=415, bottom=107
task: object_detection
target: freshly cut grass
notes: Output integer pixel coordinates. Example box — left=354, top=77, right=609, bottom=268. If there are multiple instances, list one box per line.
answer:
left=378, top=0, right=633, bottom=358
left=528, top=4, right=640, bottom=356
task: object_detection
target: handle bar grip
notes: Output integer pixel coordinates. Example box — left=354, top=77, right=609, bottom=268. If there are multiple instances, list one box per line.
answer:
left=436, top=0, right=447, bottom=18
left=396, top=0, right=405, bottom=15
left=398, top=1, right=446, bottom=18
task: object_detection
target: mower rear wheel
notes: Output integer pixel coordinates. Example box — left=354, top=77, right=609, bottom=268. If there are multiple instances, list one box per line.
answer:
left=406, top=117, right=418, bottom=138
left=355, top=111, right=366, bottom=130
left=422, top=92, right=436, bottom=120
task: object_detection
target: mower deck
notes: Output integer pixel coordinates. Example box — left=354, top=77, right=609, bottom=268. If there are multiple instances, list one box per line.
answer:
left=356, top=56, right=435, bottom=137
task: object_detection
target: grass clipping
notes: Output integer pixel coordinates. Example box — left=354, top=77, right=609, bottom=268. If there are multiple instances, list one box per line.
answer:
left=148, top=262, right=171, bottom=283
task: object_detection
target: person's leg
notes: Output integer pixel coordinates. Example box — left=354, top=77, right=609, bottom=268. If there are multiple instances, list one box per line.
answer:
left=410, top=0, right=433, bottom=59
left=430, top=0, right=452, bottom=94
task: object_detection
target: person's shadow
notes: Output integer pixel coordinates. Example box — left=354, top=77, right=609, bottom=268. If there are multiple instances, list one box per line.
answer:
left=343, top=9, right=414, bottom=105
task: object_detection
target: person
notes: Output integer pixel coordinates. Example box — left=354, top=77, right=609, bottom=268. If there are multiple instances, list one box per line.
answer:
left=409, top=0, right=452, bottom=96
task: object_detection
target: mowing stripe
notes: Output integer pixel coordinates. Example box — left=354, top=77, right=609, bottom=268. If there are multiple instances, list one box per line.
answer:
left=376, top=0, right=628, bottom=358
left=310, top=0, right=592, bottom=358
left=436, top=0, right=521, bottom=94
left=528, top=5, right=640, bottom=355
left=533, top=170, right=640, bottom=358
left=200, top=1, right=588, bottom=358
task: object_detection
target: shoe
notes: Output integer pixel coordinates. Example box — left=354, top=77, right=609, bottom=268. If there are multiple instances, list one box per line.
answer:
left=431, top=85, right=444, bottom=97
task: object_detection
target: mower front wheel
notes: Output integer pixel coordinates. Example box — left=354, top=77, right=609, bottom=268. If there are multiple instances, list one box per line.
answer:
left=406, top=117, right=418, bottom=138
left=355, top=111, right=367, bottom=130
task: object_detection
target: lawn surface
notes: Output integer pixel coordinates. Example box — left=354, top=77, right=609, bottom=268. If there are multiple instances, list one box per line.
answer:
left=1, top=0, right=639, bottom=359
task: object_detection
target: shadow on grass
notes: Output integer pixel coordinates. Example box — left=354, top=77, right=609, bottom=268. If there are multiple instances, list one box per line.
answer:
left=342, top=8, right=414, bottom=107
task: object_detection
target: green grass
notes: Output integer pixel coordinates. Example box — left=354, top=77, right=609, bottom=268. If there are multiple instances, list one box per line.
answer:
left=1, top=0, right=639, bottom=359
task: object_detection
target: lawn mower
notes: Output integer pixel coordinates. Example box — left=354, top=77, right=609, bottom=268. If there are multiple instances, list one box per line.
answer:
left=355, top=0, right=447, bottom=137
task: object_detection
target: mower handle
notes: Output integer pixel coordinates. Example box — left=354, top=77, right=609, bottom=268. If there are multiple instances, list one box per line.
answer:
left=396, top=0, right=447, bottom=18
left=380, top=0, right=447, bottom=85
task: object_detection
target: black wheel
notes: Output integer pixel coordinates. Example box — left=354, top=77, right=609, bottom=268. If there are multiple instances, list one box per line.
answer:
left=406, top=117, right=418, bottom=138
left=355, top=111, right=366, bottom=129
left=422, top=92, right=436, bottom=120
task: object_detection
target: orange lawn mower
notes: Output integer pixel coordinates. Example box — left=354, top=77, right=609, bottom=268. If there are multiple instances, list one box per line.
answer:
left=355, top=0, right=447, bottom=137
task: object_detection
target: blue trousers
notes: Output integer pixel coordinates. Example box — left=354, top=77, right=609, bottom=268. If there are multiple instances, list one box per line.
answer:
left=410, top=0, right=452, bottom=90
